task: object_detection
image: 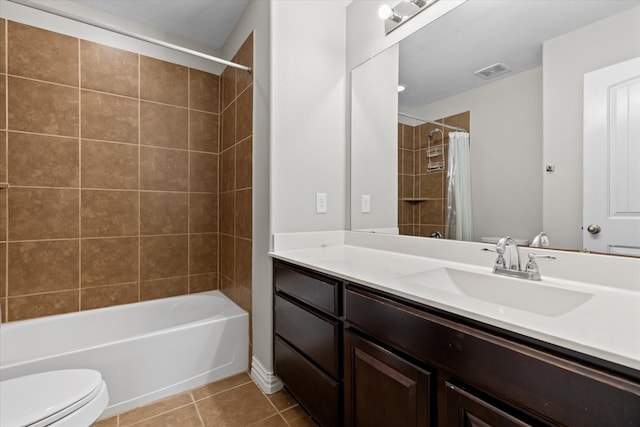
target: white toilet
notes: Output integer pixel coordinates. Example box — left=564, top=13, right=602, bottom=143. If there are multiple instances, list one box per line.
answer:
left=480, top=236, right=530, bottom=246
left=0, top=369, right=109, bottom=427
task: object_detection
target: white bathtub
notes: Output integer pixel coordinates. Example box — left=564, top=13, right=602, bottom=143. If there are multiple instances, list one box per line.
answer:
left=0, top=290, right=249, bottom=418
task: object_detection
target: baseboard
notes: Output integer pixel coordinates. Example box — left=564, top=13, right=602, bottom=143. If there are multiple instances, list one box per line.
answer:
left=250, top=357, right=283, bottom=394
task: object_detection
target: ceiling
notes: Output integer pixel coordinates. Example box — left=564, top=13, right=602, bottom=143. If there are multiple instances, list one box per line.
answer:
left=399, top=0, right=640, bottom=108
left=70, top=0, right=250, bottom=49
left=64, top=0, right=638, bottom=104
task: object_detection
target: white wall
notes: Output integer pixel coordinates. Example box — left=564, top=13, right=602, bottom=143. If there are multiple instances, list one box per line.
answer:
left=221, top=0, right=274, bottom=388
left=270, top=1, right=348, bottom=234
left=350, top=45, right=399, bottom=232
left=221, top=0, right=350, bottom=389
left=543, top=6, right=640, bottom=249
left=407, top=67, right=543, bottom=242
left=231, top=0, right=349, bottom=387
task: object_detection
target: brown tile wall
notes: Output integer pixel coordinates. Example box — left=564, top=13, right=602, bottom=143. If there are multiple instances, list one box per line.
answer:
left=218, top=34, right=253, bottom=326
left=0, top=21, right=252, bottom=322
left=398, top=111, right=470, bottom=238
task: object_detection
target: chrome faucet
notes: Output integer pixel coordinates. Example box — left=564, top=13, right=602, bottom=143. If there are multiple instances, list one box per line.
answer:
left=530, top=232, right=550, bottom=248
left=482, top=236, right=555, bottom=281
left=496, top=236, right=521, bottom=271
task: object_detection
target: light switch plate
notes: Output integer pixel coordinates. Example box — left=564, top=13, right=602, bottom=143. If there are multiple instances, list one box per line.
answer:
left=316, top=193, right=327, bottom=213
left=361, top=195, right=371, bottom=213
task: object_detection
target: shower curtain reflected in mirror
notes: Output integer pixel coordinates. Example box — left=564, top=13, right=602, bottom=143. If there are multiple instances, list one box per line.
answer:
left=446, top=132, right=473, bottom=241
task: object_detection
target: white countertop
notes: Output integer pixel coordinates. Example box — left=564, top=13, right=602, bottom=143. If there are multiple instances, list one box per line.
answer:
left=270, top=232, right=640, bottom=373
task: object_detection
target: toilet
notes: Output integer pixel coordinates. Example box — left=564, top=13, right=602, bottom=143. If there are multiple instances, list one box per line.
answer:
left=0, top=369, right=109, bottom=427
left=480, top=236, right=530, bottom=246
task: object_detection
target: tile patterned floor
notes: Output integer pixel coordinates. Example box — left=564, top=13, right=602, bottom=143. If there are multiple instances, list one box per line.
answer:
left=92, top=373, right=317, bottom=427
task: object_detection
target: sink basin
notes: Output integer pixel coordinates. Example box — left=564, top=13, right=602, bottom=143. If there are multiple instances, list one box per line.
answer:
left=396, top=268, right=593, bottom=317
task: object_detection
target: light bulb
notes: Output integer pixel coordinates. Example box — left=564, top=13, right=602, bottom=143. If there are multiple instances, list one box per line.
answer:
left=403, top=0, right=427, bottom=6
left=398, top=84, right=406, bottom=92
left=378, top=4, right=393, bottom=20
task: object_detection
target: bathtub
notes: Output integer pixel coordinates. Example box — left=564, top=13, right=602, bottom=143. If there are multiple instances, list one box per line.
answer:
left=0, top=290, right=249, bottom=418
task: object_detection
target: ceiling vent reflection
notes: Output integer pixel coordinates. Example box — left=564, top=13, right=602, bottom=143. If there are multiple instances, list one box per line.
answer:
left=474, top=62, right=512, bottom=80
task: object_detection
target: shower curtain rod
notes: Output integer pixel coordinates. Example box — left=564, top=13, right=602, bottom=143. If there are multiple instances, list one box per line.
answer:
left=8, top=0, right=252, bottom=73
left=398, top=112, right=467, bottom=132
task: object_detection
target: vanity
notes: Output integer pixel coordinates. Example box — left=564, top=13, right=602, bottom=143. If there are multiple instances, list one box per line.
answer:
left=271, top=231, right=640, bottom=427
left=273, top=3, right=640, bottom=425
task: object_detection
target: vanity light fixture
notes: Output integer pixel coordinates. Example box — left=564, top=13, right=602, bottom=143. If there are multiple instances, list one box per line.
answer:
left=404, top=0, right=427, bottom=8
left=378, top=4, right=404, bottom=23
left=380, top=0, right=440, bottom=34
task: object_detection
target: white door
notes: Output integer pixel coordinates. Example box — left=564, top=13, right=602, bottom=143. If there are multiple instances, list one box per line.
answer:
left=583, top=57, right=640, bottom=256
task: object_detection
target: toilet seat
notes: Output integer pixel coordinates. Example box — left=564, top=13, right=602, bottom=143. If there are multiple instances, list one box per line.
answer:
left=0, top=369, right=109, bottom=427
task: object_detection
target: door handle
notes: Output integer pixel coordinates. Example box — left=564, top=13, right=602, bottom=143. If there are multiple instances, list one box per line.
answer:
left=587, top=224, right=601, bottom=234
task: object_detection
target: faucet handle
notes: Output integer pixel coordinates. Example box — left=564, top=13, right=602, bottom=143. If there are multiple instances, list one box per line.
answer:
left=481, top=248, right=506, bottom=268
left=527, top=253, right=556, bottom=261
left=525, top=253, right=556, bottom=273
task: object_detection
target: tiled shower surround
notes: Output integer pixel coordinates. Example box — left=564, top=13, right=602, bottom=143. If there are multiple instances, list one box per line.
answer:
left=398, top=111, right=469, bottom=237
left=0, top=19, right=253, bottom=322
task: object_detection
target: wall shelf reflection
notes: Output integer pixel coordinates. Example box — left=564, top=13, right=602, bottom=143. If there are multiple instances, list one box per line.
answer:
left=401, top=197, right=433, bottom=202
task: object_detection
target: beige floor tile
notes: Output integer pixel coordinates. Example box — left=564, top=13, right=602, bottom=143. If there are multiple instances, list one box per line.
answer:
left=191, top=372, right=252, bottom=401
left=267, top=390, right=298, bottom=412
left=288, top=417, right=319, bottom=427
left=119, top=392, right=193, bottom=426
left=248, top=414, right=290, bottom=427
left=92, top=415, right=117, bottom=427
left=196, top=382, right=277, bottom=427
left=281, top=406, right=317, bottom=426
left=129, top=404, right=203, bottom=427
left=95, top=376, right=317, bottom=427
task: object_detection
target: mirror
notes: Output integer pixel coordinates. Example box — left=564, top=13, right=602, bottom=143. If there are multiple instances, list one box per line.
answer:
left=350, top=0, right=640, bottom=252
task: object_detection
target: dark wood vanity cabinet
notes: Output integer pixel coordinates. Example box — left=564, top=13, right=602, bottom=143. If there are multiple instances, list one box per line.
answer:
left=345, top=284, right=640, bottom=427
left=273, top=260, right=343, bottom=427
left=273, top=261, right=640, bottom=427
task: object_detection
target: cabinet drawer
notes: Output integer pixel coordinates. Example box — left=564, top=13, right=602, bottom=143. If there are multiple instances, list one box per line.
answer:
left=275, top=336, right=341, bottom=427
left=275, top=294, right=340, bottom=378
left=274, top=261, right=341, bottom=316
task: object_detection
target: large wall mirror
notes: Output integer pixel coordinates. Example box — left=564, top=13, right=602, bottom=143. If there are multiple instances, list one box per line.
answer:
left=350, top=0, right=640, bottom=255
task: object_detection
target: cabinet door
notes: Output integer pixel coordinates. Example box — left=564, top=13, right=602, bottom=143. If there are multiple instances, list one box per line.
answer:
left=344, top=330, right=433, bottom=427
left=445, top=383, right=545, bottom=427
